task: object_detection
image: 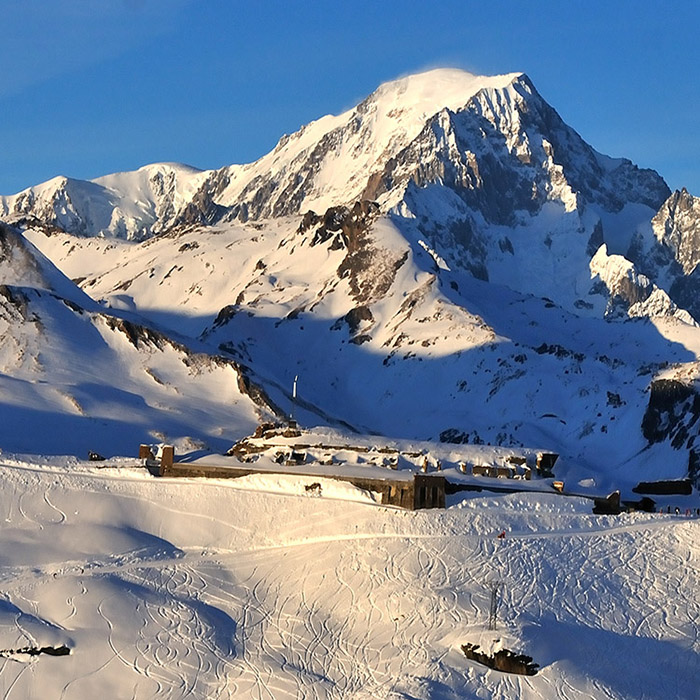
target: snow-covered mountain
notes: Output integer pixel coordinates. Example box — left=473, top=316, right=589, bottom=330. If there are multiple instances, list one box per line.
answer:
left=1, top=68, right=699, bottom=700
left=3, top=69, right=690, bottom=322
left=1, top=71, right=527, bottom=235
left=0, top=163, right=213, bottom=241
left=3, top=67, right=700, bottom=489
left=0, top=69, right=670, bottom=234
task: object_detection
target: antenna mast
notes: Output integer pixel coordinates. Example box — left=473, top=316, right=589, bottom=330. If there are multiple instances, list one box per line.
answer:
left=290, top=374, right=298, bottom=425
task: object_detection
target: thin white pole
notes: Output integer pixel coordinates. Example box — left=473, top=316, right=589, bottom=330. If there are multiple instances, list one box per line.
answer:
left=290, top=375, right=298, bottom=422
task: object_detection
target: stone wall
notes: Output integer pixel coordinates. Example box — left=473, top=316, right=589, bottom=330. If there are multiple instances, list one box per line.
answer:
left=157, top=457, right=445, bottom=510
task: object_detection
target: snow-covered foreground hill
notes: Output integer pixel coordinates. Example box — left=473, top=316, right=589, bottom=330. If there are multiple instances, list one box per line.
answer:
left=0, top=459, right=697, bottom=699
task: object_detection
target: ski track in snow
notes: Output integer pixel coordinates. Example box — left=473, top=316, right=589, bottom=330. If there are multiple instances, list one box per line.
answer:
left=0, top=466, right=697, bottom=699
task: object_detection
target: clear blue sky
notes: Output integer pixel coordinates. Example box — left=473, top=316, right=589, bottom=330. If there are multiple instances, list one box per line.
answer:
left=2, top=0, right=699, bottom=196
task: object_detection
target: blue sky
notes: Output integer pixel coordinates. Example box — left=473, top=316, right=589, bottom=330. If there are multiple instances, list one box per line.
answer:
left=2, top=0, right=699, bottom=195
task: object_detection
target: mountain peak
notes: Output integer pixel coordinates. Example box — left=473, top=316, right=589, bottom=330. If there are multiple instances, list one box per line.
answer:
left=356, top=67, right=527, bottom=136
left=371, top=67, right=524, bottom=104
left=1, top=68, right=670, bottom=243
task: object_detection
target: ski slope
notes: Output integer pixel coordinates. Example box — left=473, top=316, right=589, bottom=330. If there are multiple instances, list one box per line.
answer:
left=0, top=458, right=696, bottom=699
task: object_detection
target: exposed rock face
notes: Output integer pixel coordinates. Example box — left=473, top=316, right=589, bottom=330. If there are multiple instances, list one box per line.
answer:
left=626, top=189, right=700, bottom=322
left=641, top=379, right=700, bottom=448
left=304, top=202, right=380, bottom=251
left=641, top=378, right=700, bottom=487
left=0, top=223, right=45, bottom=287
left=651, top=188, right=700, bottom=275
left=174, top=169, right=231, bottom=228
left=303, top=200, right=406, bottom=304
left=343, top=305, right=374, bottom=334
left=366, top=75, right=669, bottom=222
left=588, top=245, right=693, bottom=322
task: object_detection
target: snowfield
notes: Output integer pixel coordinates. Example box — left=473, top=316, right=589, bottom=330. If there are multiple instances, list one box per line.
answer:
left=0, top=458, right=697, bottom=699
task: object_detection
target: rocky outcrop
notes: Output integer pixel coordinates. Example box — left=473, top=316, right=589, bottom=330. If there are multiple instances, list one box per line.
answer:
left=651, top=188, right=700, bottom=275
left=641, top=379, right=700, bottom=448
left=0, top=222, right=49, bottom=289
left=641, top=378, right=700, bottom=487
left=461, top=643, right=539, bottom=675
left=302, top=200, right=407, bottom=305
left=305, top=200, right=380, bottom=252
left=589, top=245, right=693, bottom=322
left=626, top=189, right=700, bottom=322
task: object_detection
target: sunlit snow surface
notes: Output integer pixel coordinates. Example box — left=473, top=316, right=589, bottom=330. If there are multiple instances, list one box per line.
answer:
left=0, top=459, right=697, bottom=699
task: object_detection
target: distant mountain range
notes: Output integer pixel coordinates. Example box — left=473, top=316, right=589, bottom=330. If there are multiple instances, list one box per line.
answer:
left=2, top=68, right=700, bottom=492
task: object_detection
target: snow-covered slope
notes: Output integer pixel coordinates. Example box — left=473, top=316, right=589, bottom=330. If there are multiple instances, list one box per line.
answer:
left=0, top=222, right=93, bottom=305
left=0, top=460, right=697, bottom=699
left=0, top=284, right=276, bottom=455
left=0, top=224, right=278, bottom=455
left=20, top=206, right=700, bottom=490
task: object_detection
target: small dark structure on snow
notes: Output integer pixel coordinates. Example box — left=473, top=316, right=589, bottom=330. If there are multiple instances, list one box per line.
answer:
left=593, top=490, right=622, bottom=515
left=461, top=643, right=539, bottom=676
left=633, top=479, right=692, bottom=496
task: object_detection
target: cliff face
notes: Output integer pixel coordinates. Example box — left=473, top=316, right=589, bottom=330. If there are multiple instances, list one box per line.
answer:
left=641, top=379, right=700, bottom=487
left=624, top=188, right=700, bottom=322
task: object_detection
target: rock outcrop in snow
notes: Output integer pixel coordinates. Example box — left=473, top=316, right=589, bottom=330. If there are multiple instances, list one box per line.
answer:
left=589, top=244, right=694, bottom=323
left=627, top=188, right=700, bottom=321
